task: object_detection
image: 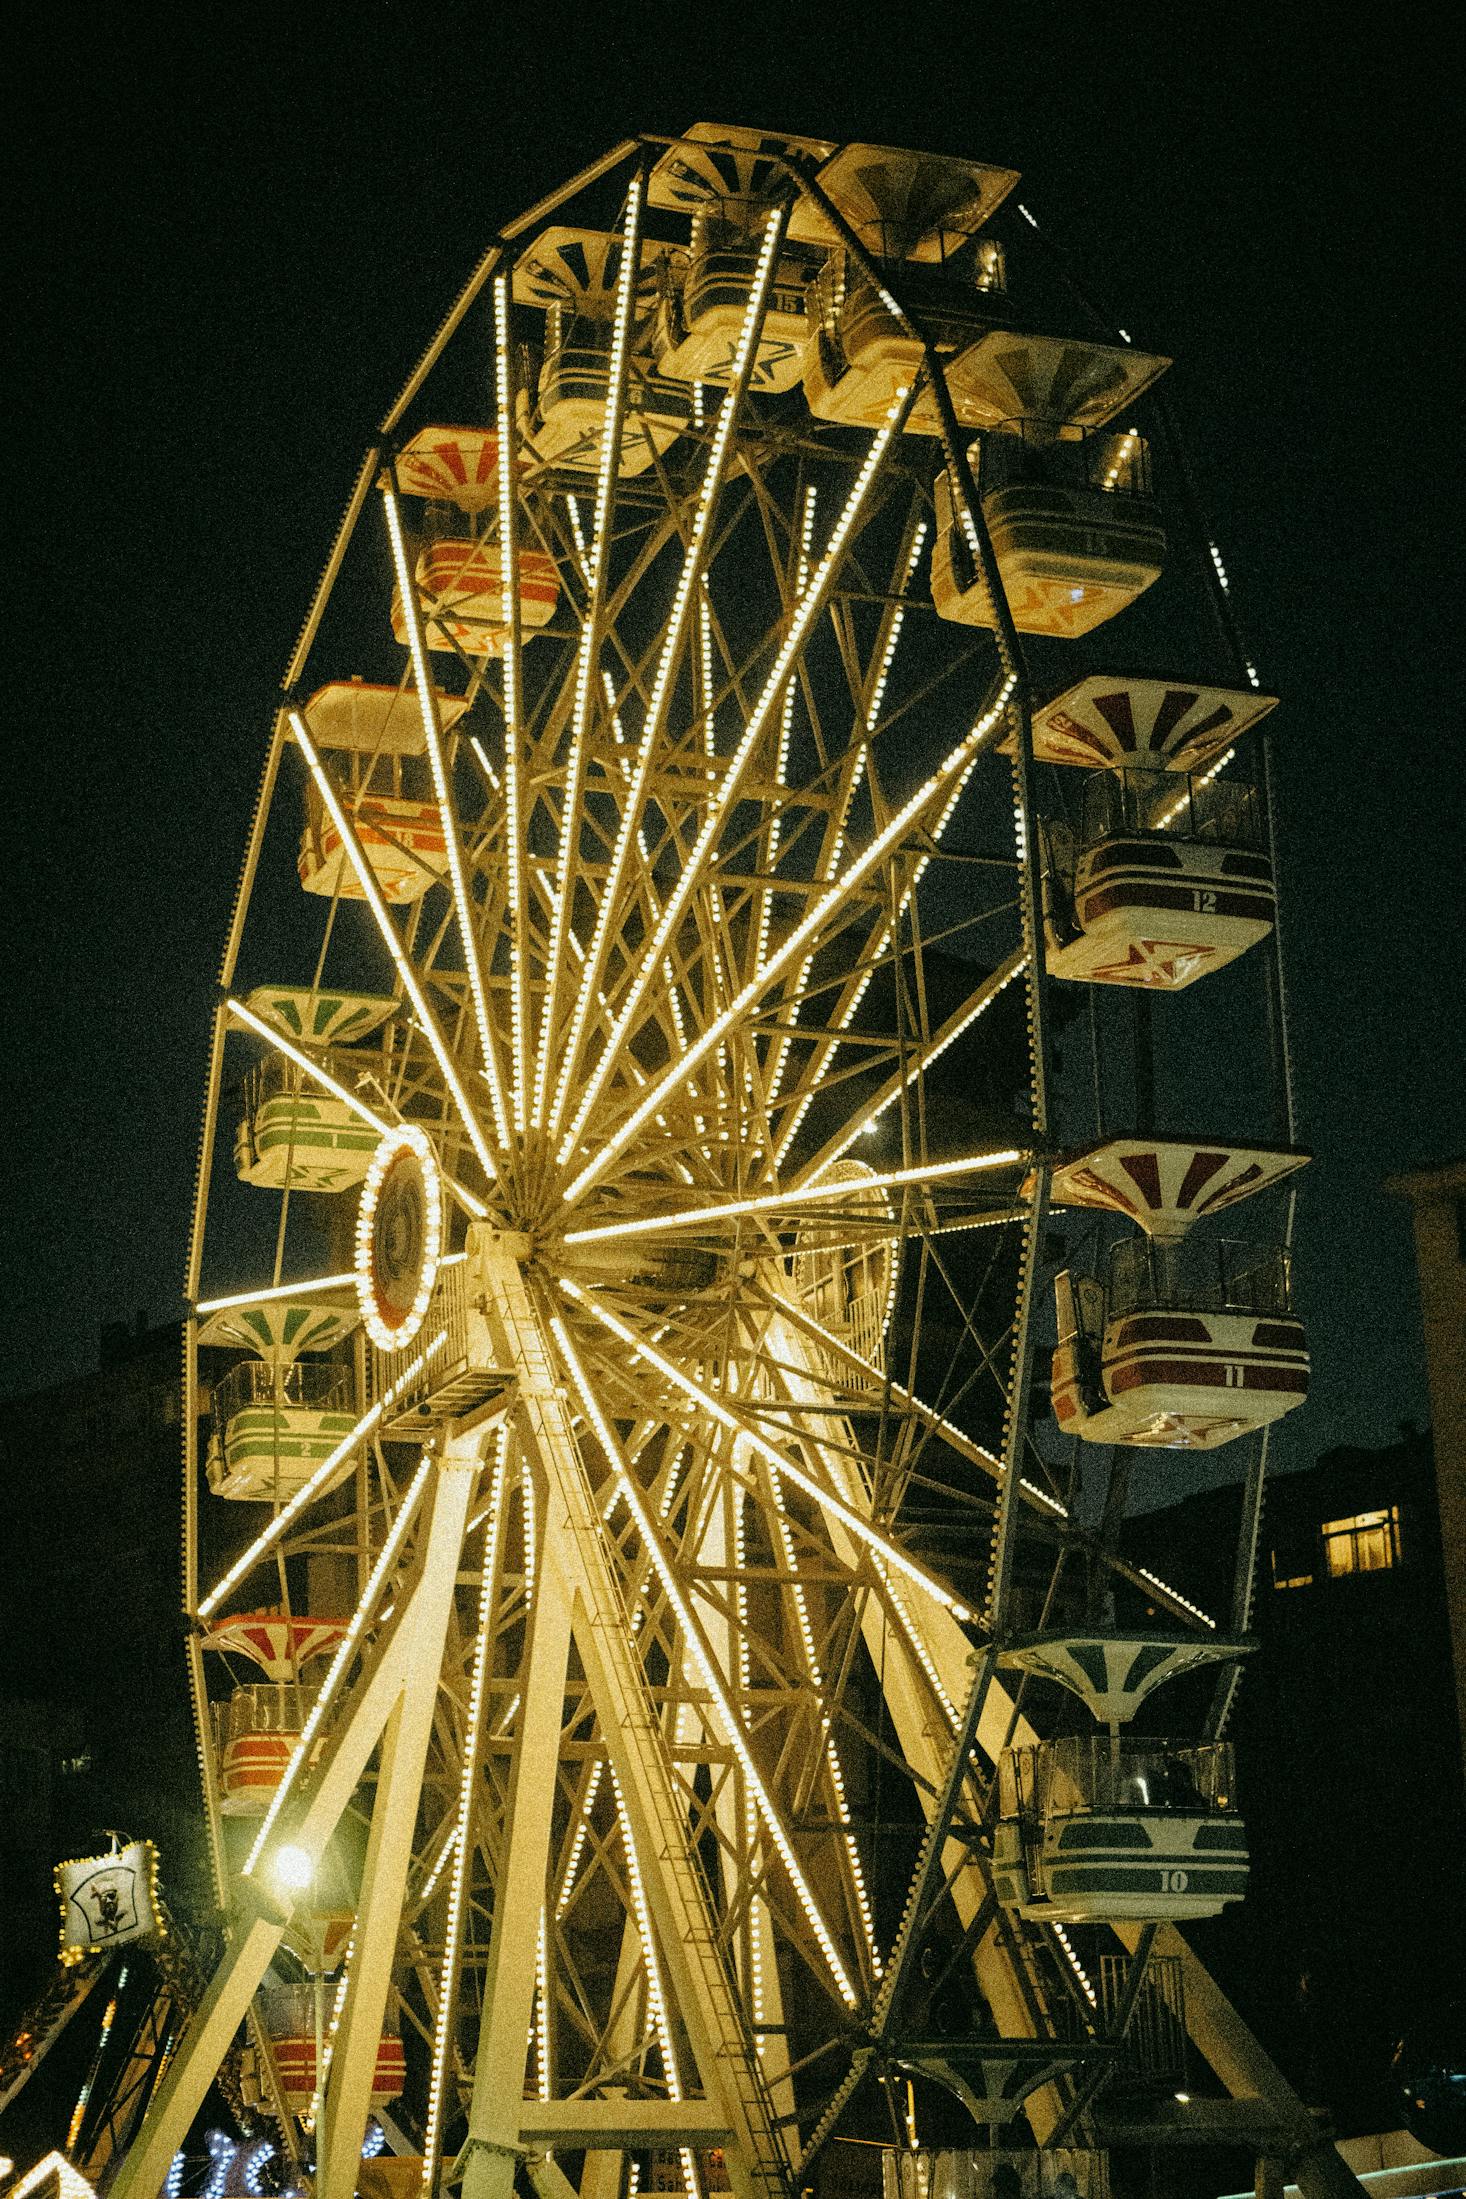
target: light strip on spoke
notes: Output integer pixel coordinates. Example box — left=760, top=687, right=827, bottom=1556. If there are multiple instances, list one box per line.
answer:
left=773, top=669, right=1017, bottom=1165
left=195, top=1273, right=355, bottom=1315
left=533, top=174, right=646, bottom=1130
left=791, top=951, right=1028, bottom=1189
left=490, top=275, right=532, bottom=1132
left=242, top=1455, right=432, bottom=1873
left=755, top=483, right=816, bottom=975
left=423, top=1436, right=509, bottom=2192
left=563, top=662, right=1009, bottom=1207
left=225, top=999, right=487, bottom=1221
left=551, top=1315, right=859, bottom=2009
left=769, top=1292, right=1074, bottom=1525
left=560, top=1281, right=973, bottom=1623
left=382, top=483, right=511, bottom=1149
left=765, top=1462, right=881, bottom=1976
left=767, top=516, right=926, bottom=1105
left=549, top=206, right=789, bottom=1142
left=557, top=383, right=916, bottom=1173
left=289, top=710, right=497, bottom=1187
left=563, top=1149, right=1023, bottom=1246
left=607, top=1764, right=690, bottom=2166
left=196, top=1330, right=447, bottom=1618
left=555, top=1759, right=603, bottom=1918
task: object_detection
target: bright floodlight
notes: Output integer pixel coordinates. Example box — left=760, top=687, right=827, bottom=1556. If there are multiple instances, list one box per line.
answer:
left=272, top=1844, right=314, bottom=1892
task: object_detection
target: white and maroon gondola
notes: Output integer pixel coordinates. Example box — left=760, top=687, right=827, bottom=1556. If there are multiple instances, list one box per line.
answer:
left=1050, top=1242, right=1308, bottom=1450
left=1016, top=673, right=1282, bottom=987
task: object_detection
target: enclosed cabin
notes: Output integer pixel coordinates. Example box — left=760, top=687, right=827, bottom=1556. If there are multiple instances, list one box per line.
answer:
left=514, top=227, right=692, bottom=476
left=257, top=1982, right=404, bottom=2111
left=931, top=421, right=1165, bottom=638
left=1049, top=1136, right=1308, bottom=1449
left=205, top=1354, right=357, bottom=1502
left=294, top=679, right=463, bottom=905
left=203, top=1612, right=347, bottom=1815
left=790, top=140, right=1168, bottom=445
left=992, top=1629, right=1254, bottom=1926
left=199, top=1294, right=362, bottom=1501
left=390, top=427, right=560, bottom=659
left=233, top=1055, right=379, bottom=1192
left=993, top=1735, right=1247, bottom=1921
left=1027, top=675, right=1280, bottom=988
left=649, top=124, right=834, bottom=392
left=214, top=1680, right=315, bottom=1814
left=793, top=142, right=1016, bottom=427
left=1053, top=1231, right=1307, bottom=1451
left=232, top=983, right=393, bottom=1191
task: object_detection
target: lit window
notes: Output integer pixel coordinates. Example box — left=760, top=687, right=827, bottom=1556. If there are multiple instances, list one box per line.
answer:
left=1271, top=1540, right=1313, bottom=1590
left=1320, top=1506, right=1401, bottom=1578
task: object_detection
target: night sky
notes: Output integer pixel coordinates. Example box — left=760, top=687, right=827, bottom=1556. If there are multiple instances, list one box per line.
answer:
left=7, top=4, right=1462, bottom=1483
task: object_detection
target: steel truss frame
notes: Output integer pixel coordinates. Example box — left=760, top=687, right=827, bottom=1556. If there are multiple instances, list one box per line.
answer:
left=110, top=127, right=1358, bottom=2199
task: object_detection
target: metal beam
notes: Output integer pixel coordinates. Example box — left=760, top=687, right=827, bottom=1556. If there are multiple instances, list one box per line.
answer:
left=320, top=1446, right=485, bottom=2199
left=475, top=1240, right=790, bottom=2199
left=518, top=2101, right=732, bottom=2147
left=110, top=1471, right=461, bottom=2199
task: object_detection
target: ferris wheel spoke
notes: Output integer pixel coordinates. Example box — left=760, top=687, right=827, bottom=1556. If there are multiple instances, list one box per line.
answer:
left=561, top=1283, right=973, bottom=1627
left=421, top=1435, right=510, bottom=2195
left=195, top=1335, right=451, bottom=1619
left=287, top=711, right=498, bottom=1186
left=754, top=1286, right=1220, bottom=1639
left=239, top=1456, right=433, bottom=1877
left=762, top=513, right=929, bottom=1100
left=381, top=481, right=513, bottom=1151
left=561, top=1147, right=1023, bottom=1248
left=563, top=679, right=1011, bottom=1203
left=551, top=1315, right=861, bottom=2014
left=789, top=946, right=1029, bottom=1185
left=532, top=178, right=650, bottom=1135
left=771, top=675, right=1018, bottom=1165
left=547, top=211, right=791, bottom=1143
left=487, top=271, right=535, bottom=1138
left=557, top=393, right=916, bottom=1173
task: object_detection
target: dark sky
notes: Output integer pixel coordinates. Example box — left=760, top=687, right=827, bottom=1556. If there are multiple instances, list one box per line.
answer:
left=6, top=4, right=1462, bottom=1474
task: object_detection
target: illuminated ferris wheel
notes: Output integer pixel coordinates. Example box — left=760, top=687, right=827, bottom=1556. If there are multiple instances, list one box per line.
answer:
left=107, top=124, right=1347, bottom=2199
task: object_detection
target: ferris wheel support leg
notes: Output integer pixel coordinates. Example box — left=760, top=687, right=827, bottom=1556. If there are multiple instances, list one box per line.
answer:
left=455, top=1530, right=577, bottom=2199
left=523, top=2155, right=583, bottom=2199
left=464, top=1247, right=789, bottom=2199
left=319, top=1443, right=487, bottom=2199
left=113, top=1455, right=483, bottom=2199
left=105, top=1908, right=289, bottom=2199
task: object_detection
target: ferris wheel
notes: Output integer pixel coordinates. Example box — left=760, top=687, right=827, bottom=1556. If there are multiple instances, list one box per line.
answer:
left=107, top=125, right=1354, bottom=2199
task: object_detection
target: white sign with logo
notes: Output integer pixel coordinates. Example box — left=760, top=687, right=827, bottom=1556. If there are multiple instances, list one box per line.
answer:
left=57, top=1840, right=160, bottom=1958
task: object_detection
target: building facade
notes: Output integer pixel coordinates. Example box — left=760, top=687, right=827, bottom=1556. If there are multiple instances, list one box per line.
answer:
left=1387, top=1158, right=1466, bottom=1775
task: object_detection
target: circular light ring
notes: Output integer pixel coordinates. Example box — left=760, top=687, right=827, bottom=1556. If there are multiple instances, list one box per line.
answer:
left=354, top=1125, right=444, bottom=1351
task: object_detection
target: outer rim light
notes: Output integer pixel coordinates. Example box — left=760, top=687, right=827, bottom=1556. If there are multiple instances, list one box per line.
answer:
left=355, top=1125, right=444, bottom=1352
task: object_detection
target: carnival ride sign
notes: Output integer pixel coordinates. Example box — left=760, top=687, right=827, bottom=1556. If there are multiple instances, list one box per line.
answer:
left=56, top=1840, right=161, bottom=1961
